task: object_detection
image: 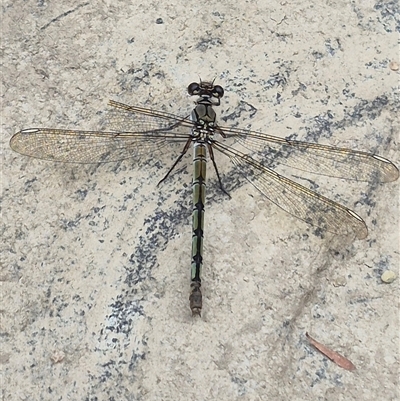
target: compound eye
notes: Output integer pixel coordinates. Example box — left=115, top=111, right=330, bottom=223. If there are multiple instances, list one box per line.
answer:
left=188, top=82, right=200, bottom=95
left=213, top=85, right=224, bottom=98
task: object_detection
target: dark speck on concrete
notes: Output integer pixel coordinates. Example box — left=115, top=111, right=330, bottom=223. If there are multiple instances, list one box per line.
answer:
left=196, top=36, right=223, bottom=52
left=221, top=101, right=258, bottom=123
left=75, top=189, right=88, bottom=200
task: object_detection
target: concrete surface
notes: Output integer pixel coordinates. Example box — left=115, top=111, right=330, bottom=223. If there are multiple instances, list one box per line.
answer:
left=2, top=0, right=399, bottom=400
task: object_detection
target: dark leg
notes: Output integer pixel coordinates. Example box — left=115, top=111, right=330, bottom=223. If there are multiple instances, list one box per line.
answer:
left=207, top=143, right=231, bottom=198
left=157, top=138, right=192, bottom=186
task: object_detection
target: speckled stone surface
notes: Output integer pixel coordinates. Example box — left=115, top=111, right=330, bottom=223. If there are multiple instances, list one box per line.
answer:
left=2, top=1, right=399, bottom=400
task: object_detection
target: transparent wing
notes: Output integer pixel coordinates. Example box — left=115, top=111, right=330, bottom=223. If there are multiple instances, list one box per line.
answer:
left=213, top=140, right=369, bottom=239
left=218, top=125, right=399, bottom=183
left=106, top=100, right=194, bottom=132
left=10, top=101, right=194, bottom=163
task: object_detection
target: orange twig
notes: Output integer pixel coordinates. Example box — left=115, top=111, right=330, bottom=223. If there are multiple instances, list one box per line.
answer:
left=306, top=332, right=356, bottom=371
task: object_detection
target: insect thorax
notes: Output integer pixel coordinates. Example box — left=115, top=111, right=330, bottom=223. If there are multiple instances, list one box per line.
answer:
left=191, top=102, right=217, bottom=141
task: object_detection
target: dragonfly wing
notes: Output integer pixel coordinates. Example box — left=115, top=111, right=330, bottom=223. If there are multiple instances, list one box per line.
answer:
left=106, top=100, right=194, bottom=132
left=10, top=128, right=190, bottom=163
left=11, top=103, right=194, bottom=163
left=218, top=125, right=399, bottom=183
left=213, top=141, right=368, bottom=239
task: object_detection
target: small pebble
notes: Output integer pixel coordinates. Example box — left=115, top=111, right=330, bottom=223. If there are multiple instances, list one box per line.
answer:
left=332, top=276, right=347, bottom=287
left=381, top=270, right=396, bottom=284
left=389, top=61, right=399, bottom=71
left=51, top=350, right=65, bottom=363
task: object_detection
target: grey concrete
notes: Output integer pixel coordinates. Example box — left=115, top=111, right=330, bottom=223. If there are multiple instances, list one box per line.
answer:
left=2, top=1, right=399, bottom=400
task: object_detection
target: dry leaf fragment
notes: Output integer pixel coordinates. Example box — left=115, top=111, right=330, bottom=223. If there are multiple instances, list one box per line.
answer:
left=306, top=332, right=356, bottom=371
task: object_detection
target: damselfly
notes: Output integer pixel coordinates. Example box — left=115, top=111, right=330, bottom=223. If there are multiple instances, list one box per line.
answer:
left=10, top=81, right=399, bottom=316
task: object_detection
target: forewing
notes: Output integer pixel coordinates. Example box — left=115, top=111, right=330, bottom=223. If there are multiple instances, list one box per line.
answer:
left=106, top=100, right=194, bottom=132
left=10, top=102, right=193, bottom=163
left=219, top=125, right=399, bottom=183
